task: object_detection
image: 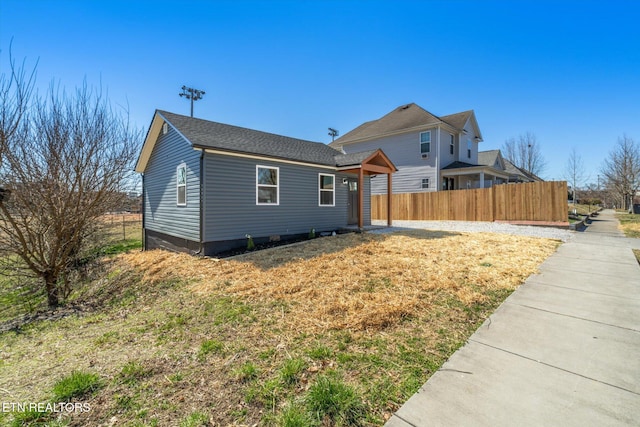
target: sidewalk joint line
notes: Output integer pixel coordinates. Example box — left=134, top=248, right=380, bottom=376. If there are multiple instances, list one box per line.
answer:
left=505, top=302, right=640, bottom=332
left=522, top=281, right=640, bottom=301
left=469, top=339, right=640, bottom=396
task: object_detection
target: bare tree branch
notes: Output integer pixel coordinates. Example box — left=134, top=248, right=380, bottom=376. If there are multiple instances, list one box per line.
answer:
left=501, top=131, right=547, bottom=176
left=0, top=57, right=141, bottom=308
left=600, top=134, right=640, bottom=211
left=564, top=147, right=587, bottom=205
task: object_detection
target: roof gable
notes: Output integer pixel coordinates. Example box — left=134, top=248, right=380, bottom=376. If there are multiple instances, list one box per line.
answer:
left=332, top=103, right=482, bottom=146
left=478, top=149, right=504, bottom=170
left=332, top=103, right=442, bottom=145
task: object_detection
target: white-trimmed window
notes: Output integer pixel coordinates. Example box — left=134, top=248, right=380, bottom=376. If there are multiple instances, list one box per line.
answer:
left=319, top=173, right=335, bottom=206
left=177, top=163, right=187, bottom=206
left=467, top=138, right=472, bottom=158
left=450, top=134, right=454, bottom=155
left=421, top=178, right=430, bottom=189
left=420, top=131, right=431, bottom=154
left=256, top=165, right=279, bottom=205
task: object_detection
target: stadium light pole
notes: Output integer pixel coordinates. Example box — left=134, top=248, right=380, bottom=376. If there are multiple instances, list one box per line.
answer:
left=179, top=86, right=205, bottom=117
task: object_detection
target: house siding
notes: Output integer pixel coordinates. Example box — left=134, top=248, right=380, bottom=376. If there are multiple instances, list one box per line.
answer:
left=342, top=130, right=437, bottom=194
left=143, top=125, right=200, bottom=243
left=202, top=153, right=369, bottom=243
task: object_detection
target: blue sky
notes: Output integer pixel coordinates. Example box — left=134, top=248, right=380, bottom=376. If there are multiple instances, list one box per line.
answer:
left=1, top=0, right=639, bottom=182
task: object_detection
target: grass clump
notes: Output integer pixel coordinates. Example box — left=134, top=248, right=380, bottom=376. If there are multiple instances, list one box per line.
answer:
left=306, top=374, right=367, bottom=426
left=280, top=403, right=315, bottom=427
left=179, top=411, right=210, bottom=427
left=52, top=370, right=103, bottom=401
left=307, top=344, right=333, bottom=360
left=280, top=358, right=307, bottom=386
left=197, top=339, right=224, bottom=361
left=118, top=360, right=153, bottom=386
left=235, top=362, right=259, bottom=382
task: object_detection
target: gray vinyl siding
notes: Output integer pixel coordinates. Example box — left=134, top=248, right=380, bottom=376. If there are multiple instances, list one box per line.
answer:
left=203, top=153, right=368, bottom=242
left=341, top=130, right=438, bottom=194
left=143, top=126, right=200, bottom=241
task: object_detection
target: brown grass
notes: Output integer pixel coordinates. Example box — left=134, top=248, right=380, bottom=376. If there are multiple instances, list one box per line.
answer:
left=123, top=230, right=557, bottom=333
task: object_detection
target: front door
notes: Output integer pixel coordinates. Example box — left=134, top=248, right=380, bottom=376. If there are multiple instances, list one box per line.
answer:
left=347, top=179, right=358, bottom=225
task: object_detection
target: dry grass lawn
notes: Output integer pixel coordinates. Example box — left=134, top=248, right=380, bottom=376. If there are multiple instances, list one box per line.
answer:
left=0, top=229, right=559, bottom=426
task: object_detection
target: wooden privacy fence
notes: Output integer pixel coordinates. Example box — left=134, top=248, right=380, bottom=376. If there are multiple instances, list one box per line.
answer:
left=372, top=181, right=568, bottom=223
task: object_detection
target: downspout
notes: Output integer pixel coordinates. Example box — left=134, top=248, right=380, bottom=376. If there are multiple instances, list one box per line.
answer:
left=195, top=150, right=204, bottom=255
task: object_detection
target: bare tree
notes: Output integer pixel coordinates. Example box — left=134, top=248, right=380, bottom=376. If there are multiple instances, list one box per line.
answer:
left=564, top=148, right=587, bottom=205
left=0, top=46, right=37, bottom=164
left=502, top=131, right=547, bottom=176
left=601, top=135, right=640, bottom=211
left=0, top=63, right=140, bottom=308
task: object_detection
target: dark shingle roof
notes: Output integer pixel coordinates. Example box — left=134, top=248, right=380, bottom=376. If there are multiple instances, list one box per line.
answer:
left=159, top=110, right=343, bottom=166
left=441, top=161, right=479, bottom=170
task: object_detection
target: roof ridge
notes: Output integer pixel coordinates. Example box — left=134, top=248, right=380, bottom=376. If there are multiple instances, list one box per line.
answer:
left=158, top=110, right=324, bottom=146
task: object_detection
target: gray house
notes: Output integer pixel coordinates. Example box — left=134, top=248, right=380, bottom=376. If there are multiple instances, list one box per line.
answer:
left=135, top=110, right=396, bottom=255
left=330, top=103, right=510, bottom=193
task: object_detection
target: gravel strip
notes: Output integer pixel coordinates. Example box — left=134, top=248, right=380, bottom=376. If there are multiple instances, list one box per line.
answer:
left=370, top=220, right=574, bottom=242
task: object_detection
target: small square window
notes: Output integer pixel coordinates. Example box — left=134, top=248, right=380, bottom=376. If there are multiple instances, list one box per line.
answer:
left=421, top=178, right=430, bottom=189
left=420, top=131, right=431, bottom=154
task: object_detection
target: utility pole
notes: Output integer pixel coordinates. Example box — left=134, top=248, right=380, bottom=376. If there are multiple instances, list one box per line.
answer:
left=179, top=86, right=205, bottom=117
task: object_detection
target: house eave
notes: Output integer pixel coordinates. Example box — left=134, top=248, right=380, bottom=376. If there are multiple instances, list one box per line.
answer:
left=197, top=146, right=339, bottom=170
left=441, top=165, right=509, bottom=180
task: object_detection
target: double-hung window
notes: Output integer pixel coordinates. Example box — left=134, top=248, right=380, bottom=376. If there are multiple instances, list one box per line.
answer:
left=256, top=165, right=279, bottom=205
left=467, top=138, right=472, bottom=158
left=421, top=178, right=430, bottom=189
left=450, top=134, right=454, bottom=155
left=319, top=174, right=335, bottom=206
left=420, top=131, right=431, bottom=154
left=176, top=163, right=187, bottom=206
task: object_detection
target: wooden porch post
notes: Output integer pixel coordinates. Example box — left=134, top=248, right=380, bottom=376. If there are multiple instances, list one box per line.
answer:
left=387, top=172, right=393, bottom=226
left=358, top=167, right=364, bottom=228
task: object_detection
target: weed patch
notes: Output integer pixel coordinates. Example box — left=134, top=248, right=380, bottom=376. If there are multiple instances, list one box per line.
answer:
left=306, top=374, right=367, bottom=426
left=52, top=370, right=103, bottom=401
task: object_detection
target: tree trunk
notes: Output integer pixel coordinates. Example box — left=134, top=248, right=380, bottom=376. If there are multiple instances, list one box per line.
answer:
left=44, top=273, right=59, bottom=308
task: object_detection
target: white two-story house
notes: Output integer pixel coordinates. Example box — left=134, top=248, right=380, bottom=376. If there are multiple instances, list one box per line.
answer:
left=330, top=103, right=511, bottom=194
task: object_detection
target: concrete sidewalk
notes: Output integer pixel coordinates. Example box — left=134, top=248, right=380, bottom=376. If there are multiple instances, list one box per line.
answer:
left=386, top=209, right=640, bottom=426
